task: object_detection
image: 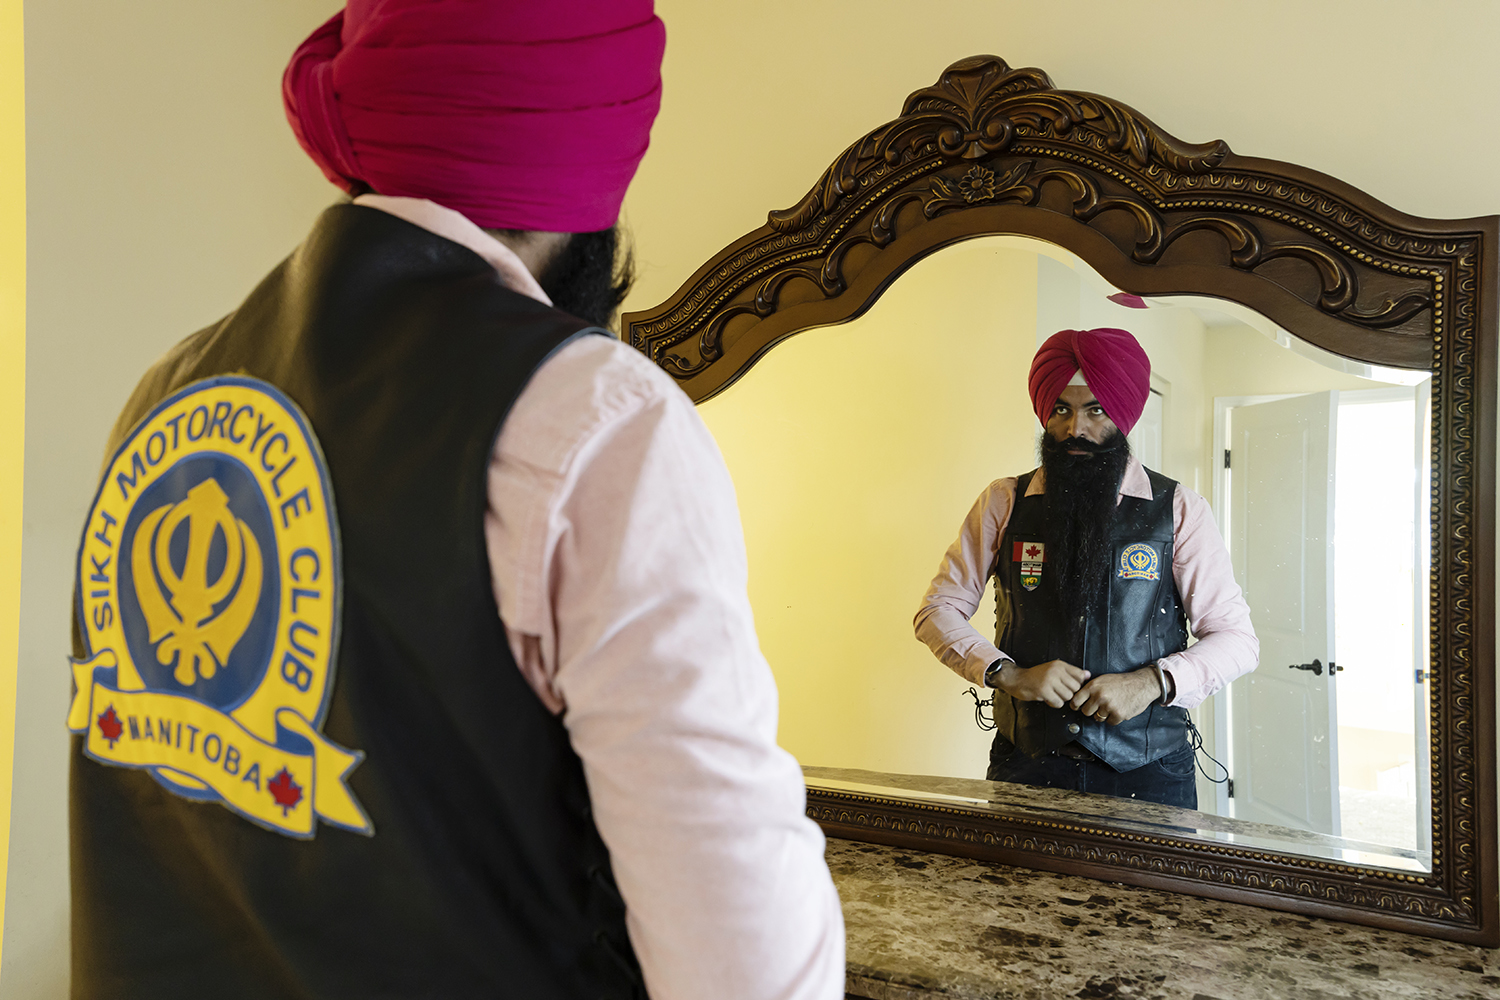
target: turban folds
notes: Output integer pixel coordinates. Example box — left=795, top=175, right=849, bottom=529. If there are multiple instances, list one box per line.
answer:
left=1028, top=328, right=1152, bottom=436
left=283, top=0, right=666, bottom=233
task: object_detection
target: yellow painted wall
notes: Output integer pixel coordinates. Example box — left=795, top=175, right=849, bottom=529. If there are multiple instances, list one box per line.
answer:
left=700, top=240, right=1038, bottom=776
left=0, top=0, right=23, bottom=970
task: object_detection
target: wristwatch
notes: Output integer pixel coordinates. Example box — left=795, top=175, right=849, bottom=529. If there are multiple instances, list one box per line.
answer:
left=984, top=658, right=1015, bottom=689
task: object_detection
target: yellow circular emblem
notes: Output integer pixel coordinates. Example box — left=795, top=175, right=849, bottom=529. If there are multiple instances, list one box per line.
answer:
left=68, top=377, right=371, bottom=838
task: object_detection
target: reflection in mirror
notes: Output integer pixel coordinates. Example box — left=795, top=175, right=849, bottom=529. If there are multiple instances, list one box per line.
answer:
left=695, top=235, right=1433, bottom=874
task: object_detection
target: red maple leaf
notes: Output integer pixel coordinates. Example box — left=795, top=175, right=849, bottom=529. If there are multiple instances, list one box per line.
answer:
left=97, top=705, right=123, bottom=746
left=267, top=767, right=303, bottom=814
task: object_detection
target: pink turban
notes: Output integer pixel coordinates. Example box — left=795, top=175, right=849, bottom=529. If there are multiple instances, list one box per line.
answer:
left=1028, top=328, right=1152, bottom=436
left=283, top=0, right=666, bottom=233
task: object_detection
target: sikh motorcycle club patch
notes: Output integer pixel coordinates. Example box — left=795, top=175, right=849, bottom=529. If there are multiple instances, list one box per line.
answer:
left=1013, top=540, right=1045, bottom=591
left=68, top=376, right=373, bottom=839
left=1117, top=542, right=1162, bottom=581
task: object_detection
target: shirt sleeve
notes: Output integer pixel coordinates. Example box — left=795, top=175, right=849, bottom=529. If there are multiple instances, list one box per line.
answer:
left=1160, top=484, right=1260, bottom=708
left=913, top=479, right=1018, bottom=686
left=489, top=339, right=844, bottom=1000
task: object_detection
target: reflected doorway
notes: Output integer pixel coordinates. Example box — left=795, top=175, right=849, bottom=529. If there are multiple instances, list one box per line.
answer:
left=1218, top=385, right=1429, bottom=848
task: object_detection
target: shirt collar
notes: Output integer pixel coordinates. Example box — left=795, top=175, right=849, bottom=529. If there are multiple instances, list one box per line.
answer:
left=352, top=194, right=553, bottom=307
left=1025, top=454, right=1152, bottom=501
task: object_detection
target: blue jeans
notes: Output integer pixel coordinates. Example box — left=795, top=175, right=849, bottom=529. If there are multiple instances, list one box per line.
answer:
left=986, top=733, right=1198, bottom=810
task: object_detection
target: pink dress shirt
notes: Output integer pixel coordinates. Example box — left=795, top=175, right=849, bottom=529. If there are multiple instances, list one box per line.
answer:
left=355, top=196, right=845, bottom=1000
left=914, top=456, right=1258, bottom=709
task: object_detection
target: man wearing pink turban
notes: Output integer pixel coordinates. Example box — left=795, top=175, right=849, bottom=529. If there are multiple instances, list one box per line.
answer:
left=67, top=4, right=843, bottom=999
left=915, top=329, right=1258, bottom=808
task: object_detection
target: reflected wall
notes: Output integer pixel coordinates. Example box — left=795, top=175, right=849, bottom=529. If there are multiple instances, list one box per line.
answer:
left=699, top=240, right=1038, bottom=777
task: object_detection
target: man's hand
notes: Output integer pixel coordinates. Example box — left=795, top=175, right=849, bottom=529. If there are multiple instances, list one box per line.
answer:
left=997, top=659, right=1090, bottom=709
left=1068, top=668, right=1162, bottom=725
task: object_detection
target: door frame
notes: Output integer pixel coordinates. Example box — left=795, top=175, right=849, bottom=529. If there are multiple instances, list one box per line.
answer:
left=1210, top=393, right=1297, bottom=819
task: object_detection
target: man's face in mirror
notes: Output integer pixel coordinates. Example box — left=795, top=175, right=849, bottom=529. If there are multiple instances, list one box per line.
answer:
left=1047, top=384, right=1120, bottom=453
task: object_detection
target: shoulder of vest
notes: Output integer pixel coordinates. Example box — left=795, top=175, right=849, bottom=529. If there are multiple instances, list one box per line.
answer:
left=1143, top=467, right=1179, bottom=502
left=306, top=206, right=593, bottom=333
left=105, top=319, right=230, bottom=461
left=301, top=204, right=502, bottom=288
left=284, top=208, right=596, bottom=368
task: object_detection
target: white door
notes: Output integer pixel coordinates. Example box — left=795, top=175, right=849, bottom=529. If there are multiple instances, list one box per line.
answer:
left=1227, top=391, right=1340, bottom=834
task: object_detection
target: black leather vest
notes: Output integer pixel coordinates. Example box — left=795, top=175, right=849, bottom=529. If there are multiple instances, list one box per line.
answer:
left=994, top=468, right=1191, bottom=771
left=69, top=205, right=644, bottom=999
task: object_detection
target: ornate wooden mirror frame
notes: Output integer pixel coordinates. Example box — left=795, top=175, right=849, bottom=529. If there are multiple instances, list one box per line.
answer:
left=621, top=56, right=1498, bottom=945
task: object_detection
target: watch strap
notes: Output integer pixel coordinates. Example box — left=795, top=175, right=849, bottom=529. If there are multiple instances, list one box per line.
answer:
left=984, top=658, right=1013, bottom=688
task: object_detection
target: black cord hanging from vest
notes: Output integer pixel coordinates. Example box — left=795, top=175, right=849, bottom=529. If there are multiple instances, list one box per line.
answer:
left=963, top=687, right=996, bottom=732
left=1186, top=718, right=1229, bottom=785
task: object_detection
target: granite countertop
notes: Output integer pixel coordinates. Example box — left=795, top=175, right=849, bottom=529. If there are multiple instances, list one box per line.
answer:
left=829, top=838, right=1500, bottom=1000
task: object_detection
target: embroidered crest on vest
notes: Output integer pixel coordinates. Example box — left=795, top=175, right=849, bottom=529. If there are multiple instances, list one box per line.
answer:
left=1117, top=542, right=1161, bottom=581
left=1013, top=539, right=1044, bottom=591
left=68, top=377, right=372, bottom=839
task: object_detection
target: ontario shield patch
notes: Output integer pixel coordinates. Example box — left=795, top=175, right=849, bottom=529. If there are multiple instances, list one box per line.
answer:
left=68, top=376, right=372, bottom=839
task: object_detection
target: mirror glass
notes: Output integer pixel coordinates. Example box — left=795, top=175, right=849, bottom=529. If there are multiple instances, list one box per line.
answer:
left=696, top=235, right=1433, bottom=874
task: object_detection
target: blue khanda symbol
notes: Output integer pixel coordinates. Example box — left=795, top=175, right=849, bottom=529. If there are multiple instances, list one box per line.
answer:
left=132, top=478, right=264, bottom=687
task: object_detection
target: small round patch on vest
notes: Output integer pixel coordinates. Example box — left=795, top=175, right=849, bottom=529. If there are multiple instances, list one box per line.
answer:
left=1117, top=542, right=1161, bottom=581
left=68, top=376, right=373, bottom=839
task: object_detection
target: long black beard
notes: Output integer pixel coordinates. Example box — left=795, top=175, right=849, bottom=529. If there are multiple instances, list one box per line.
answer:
left=537, top=225, right=636, bottom=329
left=1039, top=430, right=1131, bottom=629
